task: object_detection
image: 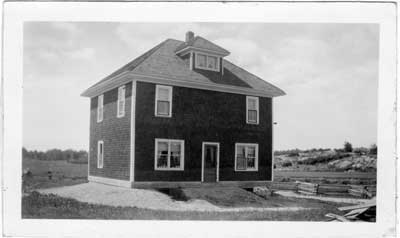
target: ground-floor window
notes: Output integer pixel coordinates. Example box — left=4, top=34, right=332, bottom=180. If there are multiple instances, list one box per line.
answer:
left=154, top=139, right=184, bottom=170
left=97, top=140, right=104, bottom=169
left=235, top=143, right=258, bottom=171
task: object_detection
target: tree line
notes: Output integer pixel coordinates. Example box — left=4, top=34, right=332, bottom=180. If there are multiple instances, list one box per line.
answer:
left=275, top=142, right=377, bottom=156
left=22, top=147, right=88, bottom=163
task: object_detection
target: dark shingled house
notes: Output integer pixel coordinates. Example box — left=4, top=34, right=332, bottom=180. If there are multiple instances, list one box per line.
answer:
left=81, top=31, right=285, bottom=188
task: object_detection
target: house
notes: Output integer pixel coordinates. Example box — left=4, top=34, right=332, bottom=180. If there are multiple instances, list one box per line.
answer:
left=81, top=31, right=285, bottom=188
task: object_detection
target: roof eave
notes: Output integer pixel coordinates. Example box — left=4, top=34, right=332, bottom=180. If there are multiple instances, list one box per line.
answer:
left=81, top=72, right=283, bottom=98
left=175, top=46, right=230, bottom=57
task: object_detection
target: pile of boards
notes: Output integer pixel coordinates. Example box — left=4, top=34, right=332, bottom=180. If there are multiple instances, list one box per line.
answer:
left=347, top=185, right=375, bottom=198
left=326, top=200, right=376, bottom=222
left=296, top=181, right=319, bottom=195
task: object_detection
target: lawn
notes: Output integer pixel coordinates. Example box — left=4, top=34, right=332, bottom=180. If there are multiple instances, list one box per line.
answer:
left=22, top=191, right=346, bottom=221
left=22, top=158, right=87, bottom=192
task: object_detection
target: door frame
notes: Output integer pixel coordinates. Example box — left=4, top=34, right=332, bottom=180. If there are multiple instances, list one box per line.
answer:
left=201, top=142, right=220, bottom=182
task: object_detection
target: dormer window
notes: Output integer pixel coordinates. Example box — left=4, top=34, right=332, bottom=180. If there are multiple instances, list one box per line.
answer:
left=195, top=53, right=220, bottom=72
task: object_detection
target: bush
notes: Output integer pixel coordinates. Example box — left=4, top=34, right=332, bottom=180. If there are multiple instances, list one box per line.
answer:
left=281, top=161, right=293, bottom=167
left=344, top=141, right=353, bottom=152
left=297, top=152, right=351, bottom=165
left=369, top=144, right=377, bottom=155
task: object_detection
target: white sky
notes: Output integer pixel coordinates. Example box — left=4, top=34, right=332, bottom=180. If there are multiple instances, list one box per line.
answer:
left=23, top=22, right=378, bottom=151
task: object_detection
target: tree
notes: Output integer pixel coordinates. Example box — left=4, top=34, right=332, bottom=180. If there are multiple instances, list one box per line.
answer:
left=369, top=144, right=377, bottom=155
left=344, top=141, right=353, bottom=152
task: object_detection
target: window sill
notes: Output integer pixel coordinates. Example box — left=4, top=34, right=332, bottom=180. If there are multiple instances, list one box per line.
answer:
left=155, top=114, right=172, bottom=118
left=117, top=114, right=125, bottom=118
left=234, top=169, right=258, bottom=172
left=155, top=168, right=184, bottom=171
left=246, top=121, right=259, bottom=125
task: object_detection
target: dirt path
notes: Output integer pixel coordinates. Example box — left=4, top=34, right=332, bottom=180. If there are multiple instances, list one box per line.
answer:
left=275, top=190, right=372, bottom=204
left=38, top=182, right=311, bottom=212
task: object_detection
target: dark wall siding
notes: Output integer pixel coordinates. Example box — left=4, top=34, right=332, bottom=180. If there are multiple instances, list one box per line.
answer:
left=135, top=81, right=272, bottom=182
left=89, top=82, right=132, bottom=180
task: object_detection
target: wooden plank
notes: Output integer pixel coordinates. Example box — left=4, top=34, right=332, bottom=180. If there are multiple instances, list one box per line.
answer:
left=338, top=201, right=376, bottom=211
left=325, top=213, right=350, bottom=222
left=298, top=190, right=317, bottom=195
left=344, top=207, right=370, bottom=218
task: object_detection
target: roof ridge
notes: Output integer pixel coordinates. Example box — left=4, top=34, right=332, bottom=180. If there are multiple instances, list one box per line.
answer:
left=223, top=59, right=286, bottom=96
left=85, top=39, right=170, bottom=90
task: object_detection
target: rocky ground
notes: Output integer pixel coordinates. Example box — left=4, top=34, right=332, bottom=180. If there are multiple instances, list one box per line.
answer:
left=275, top=150, right=377, bottom=172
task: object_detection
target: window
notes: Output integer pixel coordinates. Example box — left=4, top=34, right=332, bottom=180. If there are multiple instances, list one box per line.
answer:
left=155, top=139, right=184, bottom=170
left=195, top=53, right=220, bottom=71
left=117, top=85, right=126, bottom=117
left=97, top=141, right=104, bottom=169
left=235, top=143, right=258, bottom=171
left=155, top=85, right=172, bottom=117
left=246, top=96, right=259, bottom=124
left=97, top=94, right=104, bottom=122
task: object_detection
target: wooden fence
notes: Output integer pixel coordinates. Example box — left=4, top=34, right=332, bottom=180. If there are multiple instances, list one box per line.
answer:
left=269, top=181, right=376, bottom=198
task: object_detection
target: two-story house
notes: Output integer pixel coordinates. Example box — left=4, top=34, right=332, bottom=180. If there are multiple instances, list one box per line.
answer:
left=81, top=31, right=285, bottom=188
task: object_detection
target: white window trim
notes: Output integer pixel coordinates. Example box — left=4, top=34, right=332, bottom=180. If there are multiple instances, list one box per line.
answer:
left=195, top=52, right=220, bottom=72
left=234, top=143, right=259, bottom=172
left=154, top=85, right=173, bottom=118
left=117, top=85, right=126, bottom=118
left=97, top=140, right=104, bottom=169
left=154, top=138, right=184, bottom=171
left=246, top=96, right=259, bottom=125
left=97, top=94, right=104, bottom=123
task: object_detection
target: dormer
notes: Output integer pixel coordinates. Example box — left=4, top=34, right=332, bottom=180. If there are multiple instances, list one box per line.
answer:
left=175, top=31, right=230, bottom=73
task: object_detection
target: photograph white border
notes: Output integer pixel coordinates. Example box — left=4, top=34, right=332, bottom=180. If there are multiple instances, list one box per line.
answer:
left=2, top=2, right=396, bottom=238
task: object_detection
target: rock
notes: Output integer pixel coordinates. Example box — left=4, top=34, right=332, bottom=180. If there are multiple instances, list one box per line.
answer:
left=336, top=160, right=353, bottom=170
left=253, top=186, right=272, bottom=198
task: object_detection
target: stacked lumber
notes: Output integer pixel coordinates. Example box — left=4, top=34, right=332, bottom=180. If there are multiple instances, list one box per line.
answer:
left=318, top=184, right=349, bottom=196
left=296, top=181, right=319, bottom=195
left=326, top=200, right=376, bottom=222
left=270, top=182, right=298, bottom=191
left=348, top=185, right=373, bottom=198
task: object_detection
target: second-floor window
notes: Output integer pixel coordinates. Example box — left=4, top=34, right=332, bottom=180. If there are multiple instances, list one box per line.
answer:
left=195, top=53, right=219, bottom=72
left=246, top=96, right=259, bottom=124
left=117, top=85, right=126, bottom=118
left=97, top=94, right=104, bottom=122
left=155, top=85, right=172, bottom=117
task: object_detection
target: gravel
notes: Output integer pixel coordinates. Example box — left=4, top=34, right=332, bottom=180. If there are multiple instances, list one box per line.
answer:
left=38, top=182, right=310, bottom=212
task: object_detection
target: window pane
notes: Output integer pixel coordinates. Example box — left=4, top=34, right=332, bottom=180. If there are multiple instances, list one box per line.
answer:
left=207, top=56, right=217, bottom=69
left=157, top=101, right=170, bottom=115
left=158, top=88, right=170, bottom=101
left=170, top=142, right=181, bottom=168
left=248, top=110, right=257, bottom=122
left=197, top=54, right=206, bottom=67
left=236, top=146, right=246, bottom=170
left=247, top=157, right=255, bottom=168
left=247, top=146, right=256, bottom=157
left=118, top=101, right=125, bottom=115
left=248, top=98, right=257, bottom=110
left=157, top=142, right=169, bottom=168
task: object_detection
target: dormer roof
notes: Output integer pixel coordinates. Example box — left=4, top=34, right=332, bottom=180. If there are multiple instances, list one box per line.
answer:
left=175, top=35, right=230, bottom=57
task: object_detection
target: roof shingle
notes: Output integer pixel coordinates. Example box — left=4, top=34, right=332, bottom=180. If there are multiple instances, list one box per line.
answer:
left=82, top=38, right=285, bottom=97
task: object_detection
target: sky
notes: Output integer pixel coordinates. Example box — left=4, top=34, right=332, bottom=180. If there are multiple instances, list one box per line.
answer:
left=23, top=22, right=379, bottom=151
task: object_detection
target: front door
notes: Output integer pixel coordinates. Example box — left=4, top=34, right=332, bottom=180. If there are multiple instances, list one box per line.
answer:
left=203, top=143, right=219, bottom=182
